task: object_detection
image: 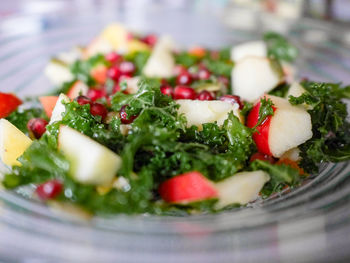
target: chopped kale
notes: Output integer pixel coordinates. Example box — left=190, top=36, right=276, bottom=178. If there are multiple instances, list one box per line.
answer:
left=289, top=81, right=350, bottom=173
left=6, top=107, right=46, bottom=134
left=263, top=32, right=299, bottom=62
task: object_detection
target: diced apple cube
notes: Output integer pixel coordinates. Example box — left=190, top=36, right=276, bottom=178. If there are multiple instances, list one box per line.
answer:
left=49, top=93, right=70, bottom=124
left=58, top=125, right=122, bottom=185
left=215, top=170, right=270, bottom=208
left=232, top=56, right=284, bottom=102
left=230, top=41, right=267, bottom=62
left=44, top=59, right=74, bottom=86
left=177, top=99, right=243, bottom=128
left=0, top=119, right=32, bottom=166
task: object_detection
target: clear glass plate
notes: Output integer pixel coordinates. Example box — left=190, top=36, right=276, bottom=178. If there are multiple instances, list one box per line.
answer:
left=0, top=2, right=350, bottom=263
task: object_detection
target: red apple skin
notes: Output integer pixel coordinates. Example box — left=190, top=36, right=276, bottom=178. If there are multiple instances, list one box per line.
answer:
left=246, top=101, right=276, bottom=156
left=158, top=171, right=218, bottom=204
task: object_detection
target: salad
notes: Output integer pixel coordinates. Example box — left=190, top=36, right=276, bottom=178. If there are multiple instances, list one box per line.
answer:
left=0, top=24, right=349, bottom=216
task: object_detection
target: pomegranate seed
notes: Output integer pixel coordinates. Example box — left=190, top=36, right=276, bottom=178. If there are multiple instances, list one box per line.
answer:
left=196, top=90, right=214, bottom=101
left=217, top=76, right=229, bottom=87
left=27, top=118, right=48, bottom=139
left=176, top=72, right=192, bottom=85
left=141, top=34, right=157, bottom=46
left=173, top=86, right=196, bottom=100
left=160, top=79, right=168, bottom=85
left=87, top=88, right=106, bottom=102
left=250, top=152, right=275, bottom=164
left=113, top=84, right=128, bottom=94
left=36, top=180, right=63, bottom=200
left=76, top=95, right=91, bottom=105
left=107, top=66, right=122, bottom=81
left=160, top=84, right=173, bottom=97
left=174, top=65, right=187, bottom=76
left=197, top=68, right=211, bottom=80
left=119, top=61, right=136, bottom=76
left=90, top=103, right=108, bottom=120
left=220, top=95, right=244, bottom=109
left=105, top=52, right=122, bottom=64
left=120, top=105, right=137, bottom=124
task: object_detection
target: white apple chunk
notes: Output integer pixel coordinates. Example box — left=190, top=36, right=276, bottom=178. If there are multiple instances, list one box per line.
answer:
left=44, top=59, right=74, bottom=87
left=280, top=147, right=301, bottom=162
left=286, top=82, right=306, bottom=99
left=232, top=56, right=284, bottom=102
left=49, top=93, right=70, bottom=124
left=0, top=119, right=32, bottom=166
left=215, top=170, right=270, bottom=208
left=143, top=36, right=175, bottom=78
left=268, top=95, right=312, bottom=157
left=58, top=125, right=122, bottom=185
left=177, top=100, right=243, bottom=128
left=230, top=41, right=267, bottom=62
left=67, top=81, right=89, bottom=99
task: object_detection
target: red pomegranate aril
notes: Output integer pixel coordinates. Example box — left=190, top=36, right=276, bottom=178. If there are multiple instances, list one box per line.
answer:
left=160, top=85, right=174, bottom=97
left=197, top=68, right=211, bottom=80
left=173, top=86, right=196, bottom=100
left=90, top=103, right=108, bottom=120
left=120, top=105, right=137, bottom=124
left=107, top=66, right=122, bottom=81
left=250, top=152, right=275, bottom=164
left=141, top=34, right=157, bottom=46
left=220, top=95, right=244, bottom=109
left=87, top=88, right=106, bottom=102
left=174, top=65, right=187, bottom=76
left=76, top=95, right=91, bottom=106
left=27, top=118, right=48, bottom=139
left=176, top=72, right=192, bottom=85
left=105, top=52, right=122, bottom=64
left=196, top=90, right=214, bottom=101
left=119, top=61, right=136, bottom=76
left=36, top=180, right=63, bottom=200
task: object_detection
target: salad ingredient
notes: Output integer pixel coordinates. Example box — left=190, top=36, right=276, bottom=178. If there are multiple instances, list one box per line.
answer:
left=0, top=119, right=32, bottom=166
left=119, top=105, right=137, bottom=124
left=160, top=84, right=174, bottom=97
left=39, top=96, right=59, bottom=118
left=289, top=81, right=350, bottom=173
left=5, top=108, right=45, bottom=134
left=215, top=170, right=270, bottom=208
left=177, top=99, right=242, bottom=128
left=36, top=179, right=63, bottom=200
left=0, top=92, right=22, bottom=118
left=247, top=95, right=312, bottom=157
left=263, top=32, right=299, bottom=63
left=231, top=57, right=284, bottom=102
left=176, top=71, right=193, bottom=85
left=44, top=59, right=74, bottom=86
left=196, top=90, right=214, bottom=101
left=143, top=36, right=175, bottom=78
left=230, top=40, right=267, bottom=62
left=173, top=86, right=196, bottom=100
left=89, top=103, right=108, bottom=120
left=58, top=125, right=122, bottom=185
left=219, top=95, right=244, bottom=109
left=27, top=118, right=48, bottom=139
left=67, top=80, right=89, bottom=99
left=49, top=94, right=70, bottom=124
left=158, top=171, right=218, bottom=204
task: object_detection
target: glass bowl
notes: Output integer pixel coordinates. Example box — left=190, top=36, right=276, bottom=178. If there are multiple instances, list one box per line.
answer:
left=0, top=2, right=350, bottom=262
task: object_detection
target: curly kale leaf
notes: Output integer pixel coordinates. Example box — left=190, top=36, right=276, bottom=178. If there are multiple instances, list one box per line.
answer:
left=250, top=160, right=301, bottom=197
left=263, top=32, right=298, bottom=62
left=6, top=107, right=46, bottom=134
left=289, top=81, right=350, bottom=173
left=254, top=97, right=275, bottom=128
left=3, top=140, right=70, bottom=188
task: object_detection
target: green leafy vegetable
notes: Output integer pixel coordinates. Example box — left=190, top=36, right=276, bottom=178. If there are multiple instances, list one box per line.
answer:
left=250, top=160, right=300, bottom=197
left=263, top=32, right=298, bottom=62
left=6, top=107, right=46, bottom=134
left=289, top=81, right=350, bottom=173
left=254, top=97, right=275, bottom=128
left=124, top=51, right=151, bottom=75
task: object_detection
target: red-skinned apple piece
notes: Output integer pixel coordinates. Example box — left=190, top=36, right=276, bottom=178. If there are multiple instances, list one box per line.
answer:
left=158, top=171, right=218, bottom=204
left=247, top=95, right=312, bottom=158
